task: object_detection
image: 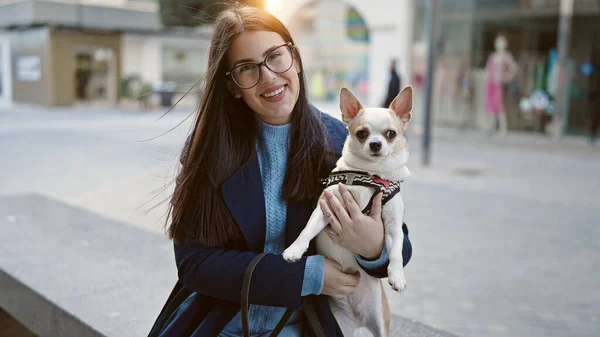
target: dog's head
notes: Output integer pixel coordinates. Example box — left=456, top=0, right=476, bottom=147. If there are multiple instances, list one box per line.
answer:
left=339, top=86, right=413, bottom=165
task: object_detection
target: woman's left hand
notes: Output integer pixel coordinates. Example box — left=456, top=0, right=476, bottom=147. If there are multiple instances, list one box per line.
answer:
left=320, top=183, right=384, bottom=260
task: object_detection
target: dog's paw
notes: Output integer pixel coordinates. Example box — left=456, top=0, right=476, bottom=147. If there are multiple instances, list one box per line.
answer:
left=283, top=244, right=308, bottom=262
left=388, top=266, right=407, bottom=292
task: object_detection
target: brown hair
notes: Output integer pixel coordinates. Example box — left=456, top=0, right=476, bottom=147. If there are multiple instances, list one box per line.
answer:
left=167, top=4, right=334, bottom=247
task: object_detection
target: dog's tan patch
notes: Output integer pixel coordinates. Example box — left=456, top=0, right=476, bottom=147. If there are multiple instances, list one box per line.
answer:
left=346, top=112, right=370, bottom=143
left=346, top=112, right=364, bottom=133
left=381, top=281, right=391, bottom=335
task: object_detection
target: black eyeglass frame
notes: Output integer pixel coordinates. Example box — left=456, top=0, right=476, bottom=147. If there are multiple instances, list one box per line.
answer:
left=225, top=42, right=295, bottom=89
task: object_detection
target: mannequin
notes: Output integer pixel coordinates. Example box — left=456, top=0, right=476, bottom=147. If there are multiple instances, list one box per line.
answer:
left=485, top=35, right=518, bottom=133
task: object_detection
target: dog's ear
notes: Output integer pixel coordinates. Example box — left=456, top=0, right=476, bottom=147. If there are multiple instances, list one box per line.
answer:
left=390, top=86, right=413, bottom=126
left=340, top=87, right=363, bottom=123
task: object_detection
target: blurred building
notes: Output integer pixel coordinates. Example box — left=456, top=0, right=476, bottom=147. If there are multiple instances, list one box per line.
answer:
left=2, top=0, right=598, bottom=137
left=413, top=0, right=600, bottom=135
left=0, top=0, right=210, bottom=107
left=268, top=0, right=415, bottom=107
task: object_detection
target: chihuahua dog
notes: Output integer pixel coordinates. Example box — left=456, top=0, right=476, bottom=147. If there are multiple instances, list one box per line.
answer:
left=283, top=86, right=413, bottom=337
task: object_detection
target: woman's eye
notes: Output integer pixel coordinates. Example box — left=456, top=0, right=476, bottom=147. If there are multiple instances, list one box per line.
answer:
left=238, top=64, right=254, bottom=73
left=268, top=52, right=282, bottom=61
left=356, top=130, right=368, bottom=140
left=386, top=130, right=397, bottom=140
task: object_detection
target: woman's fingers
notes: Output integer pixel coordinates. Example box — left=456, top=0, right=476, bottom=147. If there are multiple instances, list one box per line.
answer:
left=333, top=285, right=359, bottom=299
left=338, top=183, right=362, bottom=218
left=339, top=272, right=360, bottom=286
left=323, top=189, right=352, bottom=227
left=368, top=192, right=383, bottom=220
left=323, top=259, right=361, bottom=299
left=320, top=198, right=343, bottom=234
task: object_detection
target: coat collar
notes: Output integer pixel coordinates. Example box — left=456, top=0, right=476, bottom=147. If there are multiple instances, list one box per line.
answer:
left=220, top=154, right=314, bottom=253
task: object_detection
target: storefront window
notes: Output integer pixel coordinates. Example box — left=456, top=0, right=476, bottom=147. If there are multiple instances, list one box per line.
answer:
left=414, top=0, right=600, bottom=135
left=287, top=0, right=369, bottom=103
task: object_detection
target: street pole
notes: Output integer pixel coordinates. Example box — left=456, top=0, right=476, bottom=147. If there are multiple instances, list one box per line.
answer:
left=553, top=0, right=574, bottom=138
left=422, top=0, right=438, bottom=166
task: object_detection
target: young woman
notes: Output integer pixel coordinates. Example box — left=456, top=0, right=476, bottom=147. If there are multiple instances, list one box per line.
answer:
left=148, top=4, right=412, bottom=337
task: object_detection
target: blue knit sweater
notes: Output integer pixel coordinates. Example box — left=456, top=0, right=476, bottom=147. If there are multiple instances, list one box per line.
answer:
left=219, top=120, right=389, bottom=337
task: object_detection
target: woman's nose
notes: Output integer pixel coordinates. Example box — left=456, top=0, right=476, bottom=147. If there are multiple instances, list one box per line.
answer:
left=259, top=64, right=277, bottom=84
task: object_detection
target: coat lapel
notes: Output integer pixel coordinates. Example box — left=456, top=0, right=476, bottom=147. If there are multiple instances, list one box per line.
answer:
left=220, top=153, right=314, bottom=252
left=221, top=154, right=266, bottom=253
left=221, top=111, right=346, bottom=254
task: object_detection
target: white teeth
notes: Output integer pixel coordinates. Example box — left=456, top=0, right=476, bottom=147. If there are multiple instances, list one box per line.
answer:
left=263, top=86, right=284, bottom=98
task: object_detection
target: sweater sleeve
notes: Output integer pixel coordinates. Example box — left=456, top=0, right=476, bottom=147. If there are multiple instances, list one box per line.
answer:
left=301, top=255, right=325, bottom=296
left=355, top=244, right=390, bottom=270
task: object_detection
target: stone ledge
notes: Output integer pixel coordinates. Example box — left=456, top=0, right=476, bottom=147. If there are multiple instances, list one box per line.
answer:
left=0, top=194, right=459, bottom=337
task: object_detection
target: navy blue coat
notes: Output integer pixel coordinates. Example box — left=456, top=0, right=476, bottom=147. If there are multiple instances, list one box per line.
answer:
left=148, top=109, right=412, bottom=337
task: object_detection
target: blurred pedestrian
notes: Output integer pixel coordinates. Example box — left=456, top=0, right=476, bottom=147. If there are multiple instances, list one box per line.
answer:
left=382, top=59, right=401, bottom=108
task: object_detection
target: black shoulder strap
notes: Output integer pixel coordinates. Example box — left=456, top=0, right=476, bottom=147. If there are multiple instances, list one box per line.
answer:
left=241, top=253, right=293, bottom=337
left=302, top=297, right=327, bottom=337
left=241, top=253, right=326, bottom=337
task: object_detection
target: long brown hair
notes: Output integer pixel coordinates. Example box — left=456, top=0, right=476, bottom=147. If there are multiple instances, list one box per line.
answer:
left=167, top=4, right=334, bottom=247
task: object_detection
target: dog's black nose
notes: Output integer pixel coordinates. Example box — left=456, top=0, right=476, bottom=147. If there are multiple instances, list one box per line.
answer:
left=369, top=141, right=382, bottom=152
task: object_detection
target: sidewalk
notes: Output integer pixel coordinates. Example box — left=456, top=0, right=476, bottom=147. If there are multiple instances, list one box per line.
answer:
left=2, top=104, right=599, bottom=337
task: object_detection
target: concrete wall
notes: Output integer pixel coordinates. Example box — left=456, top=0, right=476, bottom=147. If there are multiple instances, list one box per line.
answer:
left=121, top=34, right=162, bottom=86
left=49, top=29, right=121, bottom=106
left=0, top=0, right=160, bottom=32
left=121, top=33, right=210, bottom=87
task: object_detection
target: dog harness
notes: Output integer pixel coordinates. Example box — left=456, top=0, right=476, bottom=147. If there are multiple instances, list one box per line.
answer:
left=321, top=170, right=402, bottom=215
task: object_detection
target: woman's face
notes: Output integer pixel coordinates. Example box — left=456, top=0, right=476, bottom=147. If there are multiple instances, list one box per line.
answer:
left=227, top=30, right=301, bottom=125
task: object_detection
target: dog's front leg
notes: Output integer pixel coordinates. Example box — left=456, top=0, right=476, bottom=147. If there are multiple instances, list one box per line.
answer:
left=283, top=206, right=326, bottom=262
left=383, top=198, right=407, bottom=292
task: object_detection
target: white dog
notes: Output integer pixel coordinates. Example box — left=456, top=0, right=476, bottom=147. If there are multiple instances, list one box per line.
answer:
left=283, top=86, right=413, bottom=337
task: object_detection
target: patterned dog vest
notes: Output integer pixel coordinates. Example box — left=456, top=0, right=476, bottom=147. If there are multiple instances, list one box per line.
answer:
left=320, top=170, right=402, bottom=215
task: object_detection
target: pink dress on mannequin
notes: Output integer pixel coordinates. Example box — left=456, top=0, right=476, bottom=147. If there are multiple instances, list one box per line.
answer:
left=485, top=52, right=517, bottom=116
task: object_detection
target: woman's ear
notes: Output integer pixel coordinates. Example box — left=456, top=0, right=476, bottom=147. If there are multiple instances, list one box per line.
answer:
left=226, top=81, right=241, bottom=98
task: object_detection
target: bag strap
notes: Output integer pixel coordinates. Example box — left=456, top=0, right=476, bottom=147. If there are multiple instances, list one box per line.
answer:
left=302, top=297, right=327, bottom=337
left=241, top=253, right=327, bottom=337
left=241, top=253, right=294, bottom=337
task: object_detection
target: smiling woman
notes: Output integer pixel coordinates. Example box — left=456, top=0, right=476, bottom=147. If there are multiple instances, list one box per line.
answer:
left=147, top=3, right=411, bottom=337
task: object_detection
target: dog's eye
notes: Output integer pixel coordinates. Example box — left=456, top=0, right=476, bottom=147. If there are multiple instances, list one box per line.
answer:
left=386, top=130, right=397, bottom=140
left=356, top=130, right=368, bottom=140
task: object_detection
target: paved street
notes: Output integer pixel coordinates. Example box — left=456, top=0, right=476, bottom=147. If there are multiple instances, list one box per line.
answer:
left=1, top=104, right=599, bottom=337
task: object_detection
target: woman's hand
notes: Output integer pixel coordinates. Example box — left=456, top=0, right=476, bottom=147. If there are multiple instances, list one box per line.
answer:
left=319, top=183, right=384, bottom=260
left=321, top=258, right=360, bottom=299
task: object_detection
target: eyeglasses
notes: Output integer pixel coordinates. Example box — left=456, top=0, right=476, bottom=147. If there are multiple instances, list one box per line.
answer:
left=225, top=42, right=294, bottom=89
